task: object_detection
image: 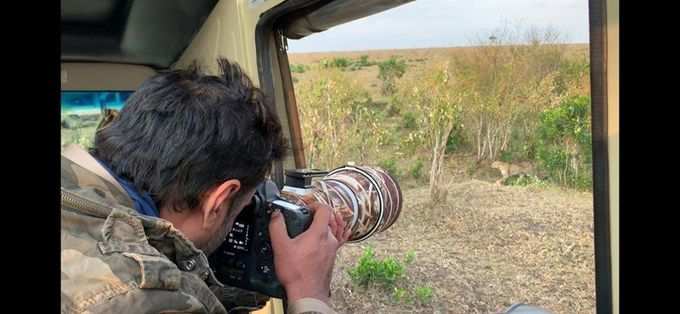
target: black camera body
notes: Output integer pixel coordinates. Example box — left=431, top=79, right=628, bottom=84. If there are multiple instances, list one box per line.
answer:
left=208, top=179, right=314, bottom=298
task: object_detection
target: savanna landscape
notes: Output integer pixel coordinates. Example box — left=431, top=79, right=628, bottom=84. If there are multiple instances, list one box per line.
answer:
left=287, top=28, right=595, bottom=314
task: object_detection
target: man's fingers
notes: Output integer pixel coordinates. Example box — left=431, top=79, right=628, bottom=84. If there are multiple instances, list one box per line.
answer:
left=327, top=227, right=339, bottom=247
left=268, top=210, right=291, bottom=249
left=329, top=210, right=338, bottom=235
left=308, top=202, right=332, bottom=236
left=333, top=211, right=351, bottom=244
left=333, top=212, right=344, bottom=241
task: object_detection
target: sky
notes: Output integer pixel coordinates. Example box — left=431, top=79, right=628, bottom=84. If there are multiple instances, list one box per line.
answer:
left=287, top=0, right=590, bottom=53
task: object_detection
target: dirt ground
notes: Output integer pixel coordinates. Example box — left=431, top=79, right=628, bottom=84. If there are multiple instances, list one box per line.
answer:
left=327, top=158, right=595, bottom=314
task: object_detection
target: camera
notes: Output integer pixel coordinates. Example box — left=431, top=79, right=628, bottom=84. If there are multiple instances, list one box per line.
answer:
left=208, top=165, right=403, bottom=298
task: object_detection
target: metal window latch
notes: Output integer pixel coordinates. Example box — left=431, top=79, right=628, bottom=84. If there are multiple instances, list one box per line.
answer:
left=277, top=29, right=288, bottom=52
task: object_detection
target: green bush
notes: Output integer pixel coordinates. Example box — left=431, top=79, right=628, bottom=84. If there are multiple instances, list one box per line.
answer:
left=378, top=57, right=407, bottom=95
left=358, top=55, right=371, bottom=67
left=402, top=111, right=418, bottom=129
left=348, top=247, right=406, bottom=289
left=320, top=58, right=349, bottom=69
left=379, top=158, right=401, bottom=179
left=348, top=248, right=436, bottom=305
left=554, top=56, right=590, bottom=95
left=335, top=57, right=350, bottom=68
left=535, top=95, right=592, bottom=189
left=504, top=174, right=547, bottom=187
left=409, top=160, right=424, bottom=181
left=445, top=125, right=466, bottom=153
left=499, top=151, right=514, bottom=163
left=290, top=64, right=306, bottom=73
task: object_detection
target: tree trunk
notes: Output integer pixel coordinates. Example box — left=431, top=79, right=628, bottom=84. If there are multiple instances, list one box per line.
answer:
left=476, top=118, right=484, bottom=161
left=429, top=130, right=442, bottom=201
left=500, top=119, right=511, bottom=152
left=430, top=120, right=455, bottom=203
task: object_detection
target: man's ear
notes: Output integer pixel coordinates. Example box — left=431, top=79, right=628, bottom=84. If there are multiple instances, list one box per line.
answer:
left=201, top=179, right=241, bottom=229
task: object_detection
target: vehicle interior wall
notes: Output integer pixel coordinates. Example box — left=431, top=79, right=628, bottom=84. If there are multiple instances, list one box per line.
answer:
left=60, top=63, right=156, bottom=91
left=173, top=0, right=296, bottom=177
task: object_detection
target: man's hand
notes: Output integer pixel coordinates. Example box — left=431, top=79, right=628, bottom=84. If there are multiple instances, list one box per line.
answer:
left=268, top=202, right=350, bottom=303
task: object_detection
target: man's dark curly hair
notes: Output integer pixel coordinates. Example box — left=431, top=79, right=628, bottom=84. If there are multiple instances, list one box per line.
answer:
left=92, top=58, right=287, bottom=211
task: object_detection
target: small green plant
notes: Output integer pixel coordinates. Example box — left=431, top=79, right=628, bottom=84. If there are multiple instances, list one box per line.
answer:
left=409, top=161, right=424, bottom=181
left=347, top=248, right=436, bottom=306
left=348, top=247, right=406, bottom=289
left=402, top=111, right=418, bottom=129
left=415, top=286, right=433, bottom=304
left=404, top=250, right=416, bottom=264
left=392, top=287, right=408, bottom=303
left=379, top=158, right=401, bottom=179
left=504, top=174, right=547, bottom=187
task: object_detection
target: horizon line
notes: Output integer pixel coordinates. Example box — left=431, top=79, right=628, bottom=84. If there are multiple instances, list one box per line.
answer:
left=289, top=41, right=590, bottom=54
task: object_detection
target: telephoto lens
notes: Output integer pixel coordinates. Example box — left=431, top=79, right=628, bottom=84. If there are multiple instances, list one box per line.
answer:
left=281, top=165, right=402, bottom=242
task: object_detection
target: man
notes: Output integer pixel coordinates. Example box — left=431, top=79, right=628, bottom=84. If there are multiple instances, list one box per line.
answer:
left=61, top=58, right=349, bottom=313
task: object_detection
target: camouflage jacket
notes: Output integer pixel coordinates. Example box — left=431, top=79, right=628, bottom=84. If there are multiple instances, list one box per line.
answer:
left=60, top=145, right=269, bottom=313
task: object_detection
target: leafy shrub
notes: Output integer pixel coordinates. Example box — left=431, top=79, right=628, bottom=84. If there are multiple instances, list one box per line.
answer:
left=402, top=111, right=418, bottom=129
left=325, top=57, right=350, bottom=69
left=348, top=248, right=436, bottom=305
left=378, top=57, right=407, bottom=95
left=504, top=174, right=547, bottom=187
left=290, top=64, right=306, bottom=73
left=348, top=247, right=406, bottom=289
left=409, top=160, right=424, bottom=181
left=445, top=124, right=466, bottom=153
left=535, top=95, right=592, bottom=189
left=379, top=158, right=401, bottom=179
left=358, top=55, right=371, bottom=67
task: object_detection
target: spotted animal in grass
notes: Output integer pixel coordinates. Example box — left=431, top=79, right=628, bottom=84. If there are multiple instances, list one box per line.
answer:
left=491, top=161, right=535, bottom=185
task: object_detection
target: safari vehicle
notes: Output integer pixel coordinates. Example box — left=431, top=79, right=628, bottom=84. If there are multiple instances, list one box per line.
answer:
left=61, top=0, right=618, bottom=313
